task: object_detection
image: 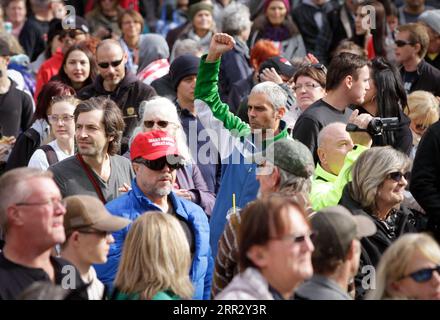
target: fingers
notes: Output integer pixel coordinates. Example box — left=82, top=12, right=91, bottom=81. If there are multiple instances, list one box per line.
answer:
left=348, top=109, right=359, bottom=123
left=213, top=33, right=235, bottom=46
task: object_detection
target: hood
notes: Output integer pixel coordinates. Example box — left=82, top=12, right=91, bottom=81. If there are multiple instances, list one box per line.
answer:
left=137, top=34, right=170, bottom=72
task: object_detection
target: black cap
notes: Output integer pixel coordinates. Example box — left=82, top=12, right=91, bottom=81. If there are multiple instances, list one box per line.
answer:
left=0, top=39, right=11, bottom=57
left=169, top=54, right=200, bottom=90
left=62, top=15, right=90, bottom=33
left=259, top=56, right=296, bottom=78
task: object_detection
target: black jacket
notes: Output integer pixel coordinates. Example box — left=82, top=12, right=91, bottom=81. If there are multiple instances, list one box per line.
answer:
left=410, top=121, right=440, bottom=241
left=78, top=71, right=157, bottom=154
left=400, top=59, right=440, bottom=96
left=5, top=127, right=40, bottom=171
left=425, top=54, right=440, bottom=72
left=339, top=185, right=418, bottom=299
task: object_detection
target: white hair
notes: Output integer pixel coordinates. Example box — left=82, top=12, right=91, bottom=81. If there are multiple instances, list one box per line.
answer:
left=250, top=81, right=288, bottom=111
left=222, top=3, right=251, bottom=36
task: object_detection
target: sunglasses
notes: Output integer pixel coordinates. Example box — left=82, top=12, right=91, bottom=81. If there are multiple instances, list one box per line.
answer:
left=97, top=58, right=123, bottom=69
left=395, top=39, right=416, bottom=47
left=60, top=29, right=85, bottom=40
left=273, top=231, right=316, bottom=244
left=402, top=265, right=440, bottom=283
left=135, top=156, right=184, bottom=171
left=387, top=171, right=411, bottom=182
left=143, top=120, right=172, bottom=129
left=310, top=63, right=327, bottom=73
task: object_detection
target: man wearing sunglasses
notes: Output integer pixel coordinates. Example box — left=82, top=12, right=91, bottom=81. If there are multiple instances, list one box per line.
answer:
left=395, top=23, right=440, bottom=97
left=195, top=33, right=291, bottom=259
left=0, top=168, right=87, bottom=300
left=95, top=130, right=213, bottom=300
left=34, top=16, right=90, bottom=99
left=295, top=205, right=376, bottom=300
left=78, top=39, right=156, bottom=155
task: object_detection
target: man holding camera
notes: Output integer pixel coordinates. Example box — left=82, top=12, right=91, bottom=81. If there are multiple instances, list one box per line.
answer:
left=292, top=52, right=370, bottom=163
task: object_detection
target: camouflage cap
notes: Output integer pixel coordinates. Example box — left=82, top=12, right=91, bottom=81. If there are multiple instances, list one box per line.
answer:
left=251, top=138, right=315, bottom=178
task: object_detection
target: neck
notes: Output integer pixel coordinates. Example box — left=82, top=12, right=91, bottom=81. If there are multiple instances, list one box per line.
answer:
left=81, top=152, right=110, bottom=179
left=124, top=34, right=139, bottom=48
left=375, top=202, right=396, bottom=220
left=322, top=91, right=349, bottom=112
left=61, top=248, right=90, bottom=279
left=71, top=81, right=83, bottom=91
left=195, top=28, right=209, bottom=38
left=103, top=80, right=119, bottom=92
left=102, top=7, right=117, bottom=17
left=178, top=99, right=196, bottom=115
left=404, top=5, right=424, bottom=15
left=403, top=56, right=421, bottom=72
left=56, top=138, right=74, bottom=155
left=362, top=100, right=378, bottom=116
left=0, top=77, right=11, bottom=93
left=326, top=265, right=351, bottom=294
left=146, top=193, right=169, bottom=212
left=12, top=21, right=24, bottom=29
left=3, top=240, right=54, bottom=279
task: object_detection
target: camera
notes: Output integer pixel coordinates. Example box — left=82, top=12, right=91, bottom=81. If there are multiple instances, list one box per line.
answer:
left=346, top=117, right=399, bottom=137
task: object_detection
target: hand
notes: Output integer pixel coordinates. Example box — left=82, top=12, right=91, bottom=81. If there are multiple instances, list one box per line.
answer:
left=206, top=33, right=236, bottom=62
left=118, top=183, right=131, bottom=193
left=259, top=67, right=283, bottom=84
left=348, top=109, right=373, bottom=147
left=174, top=189, right=193, bottom=201
left=303, top=53, right=319, bottom=65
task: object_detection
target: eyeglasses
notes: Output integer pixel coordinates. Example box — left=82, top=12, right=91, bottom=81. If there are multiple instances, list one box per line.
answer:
left=401, top=265, right=440, bottom=283
left=15, top=198, right=66, bottom=209
left=387, top=171, right=411, bottom=182
left=60, top=29, right=85, bottom=40
left=143, top=120, right=172, bottom=129
left=272, top=231, right=316, bottom=244
left=135, top=156, right=184, bottom=171
left=48, top=114, right=75, bottom=124
left=293, top=83, right=322, bottom=92
left=395, top=39, right=416, bottom=47
left=97, top=58, right=123, bottom=69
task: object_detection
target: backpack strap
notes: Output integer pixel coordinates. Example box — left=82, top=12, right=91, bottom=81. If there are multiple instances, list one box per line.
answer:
left=39, top=145, right=59, bottom=166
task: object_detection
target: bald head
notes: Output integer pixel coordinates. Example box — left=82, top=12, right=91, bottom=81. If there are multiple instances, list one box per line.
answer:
left=96, top=39, right=124, bottom=56
left=317, top=122, right=354, bottom=175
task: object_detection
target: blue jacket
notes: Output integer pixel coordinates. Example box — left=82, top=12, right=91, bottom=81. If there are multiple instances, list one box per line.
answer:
left=95, top=179, right=213, bottom=300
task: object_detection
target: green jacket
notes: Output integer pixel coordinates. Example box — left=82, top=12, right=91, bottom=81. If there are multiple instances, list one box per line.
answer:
left=310, top=145, right=368, bottom=211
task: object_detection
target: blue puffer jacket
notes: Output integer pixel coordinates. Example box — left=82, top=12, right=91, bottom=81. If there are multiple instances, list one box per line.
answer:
left=95, top=178, right=213, bottom=300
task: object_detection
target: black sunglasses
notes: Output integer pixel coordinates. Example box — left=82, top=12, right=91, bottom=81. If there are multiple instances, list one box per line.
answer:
left=395, top=40, right=416, bottom=47
left=143, top=120, right=171, bottom=129
left=60, top=29, right=85, bottom=39
left=135, top=156, right=184, bottom=171
left=98, top=58, right=123, bottom=69
left=388, top=171, right=411, bottom=182
left=402, top=265, right=440, bottom=283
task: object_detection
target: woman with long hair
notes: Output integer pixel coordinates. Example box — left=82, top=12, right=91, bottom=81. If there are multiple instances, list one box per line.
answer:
left=358, top=57, right=412, bottom=154
left=113, top=212, right=194, bottom=300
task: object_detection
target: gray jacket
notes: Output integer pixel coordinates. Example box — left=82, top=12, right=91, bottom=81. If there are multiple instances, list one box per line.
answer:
left=294, top=275, right=353, bottom=300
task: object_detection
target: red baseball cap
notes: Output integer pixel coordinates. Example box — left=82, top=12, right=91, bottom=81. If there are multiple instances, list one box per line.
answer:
left=130, top=130, right=181, bottom=161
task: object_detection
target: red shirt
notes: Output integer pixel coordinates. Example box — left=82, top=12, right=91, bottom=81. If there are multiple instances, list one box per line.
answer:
left=34, top=48, right=64, bottom=100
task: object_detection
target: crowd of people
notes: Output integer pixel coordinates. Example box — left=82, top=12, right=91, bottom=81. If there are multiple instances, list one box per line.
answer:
left=0, top=0, right=440, bottom=301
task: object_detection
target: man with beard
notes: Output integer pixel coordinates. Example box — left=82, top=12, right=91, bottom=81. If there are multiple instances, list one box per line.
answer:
left=49, top=97, right=134, bottom=203
left=78, top=39, right=156, bottom=154
left=95, top=130, right=213, bottom=300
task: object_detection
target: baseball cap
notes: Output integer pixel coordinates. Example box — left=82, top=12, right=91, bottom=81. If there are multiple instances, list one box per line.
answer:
left=130, top=130, right=182, bottom=161
left=311, top=205, right=377, bottom=260
left=64, top=195, right=130, bottom=235
left=249, top=138, right=315, bottom=178
left=259, top=56, right=296, bottom=79
left=419, top=10, right=440, bottom=35
left=62, top=16, right=90, bottom=34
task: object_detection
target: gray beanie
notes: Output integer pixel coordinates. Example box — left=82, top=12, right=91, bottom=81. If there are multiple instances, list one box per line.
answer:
left=419, top=10, right=440, bottom=35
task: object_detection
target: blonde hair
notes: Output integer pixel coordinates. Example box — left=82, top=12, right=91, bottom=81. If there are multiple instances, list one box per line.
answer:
left=349, top=146, right=411, bottom=212
left=367, top=233, right=440, bottom=300
left=134, top=97, right=192, bottom=162
left=404, top=90, right=439, bottom=127
left=114, top=212, right=194, bottom=299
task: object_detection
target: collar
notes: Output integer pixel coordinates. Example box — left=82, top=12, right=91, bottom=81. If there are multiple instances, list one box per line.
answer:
left=314, top=163, right=337, bottom=183
left=260, top=120, right=289, bottom=150
left=307, top=275, right=352, bottom=299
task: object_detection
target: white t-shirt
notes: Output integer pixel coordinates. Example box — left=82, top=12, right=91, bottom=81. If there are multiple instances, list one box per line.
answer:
left=83, top=267, right=105, bottom=300
left=27, top=140, right=74, bottom=170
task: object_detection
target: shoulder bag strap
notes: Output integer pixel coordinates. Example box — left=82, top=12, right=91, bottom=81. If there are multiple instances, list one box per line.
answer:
left=75, top=153, right=107, bottom=204
left=39, top=145, right=59, bottom=166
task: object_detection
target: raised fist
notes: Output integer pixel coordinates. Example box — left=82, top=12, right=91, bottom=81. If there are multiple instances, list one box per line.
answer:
left=206, top=33, right=236, bottom=62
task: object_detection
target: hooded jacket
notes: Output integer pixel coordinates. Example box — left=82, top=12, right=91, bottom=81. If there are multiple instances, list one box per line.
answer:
left=78, top=71, right=156, bottom=153
left=95, top=179, right=213, bottom=300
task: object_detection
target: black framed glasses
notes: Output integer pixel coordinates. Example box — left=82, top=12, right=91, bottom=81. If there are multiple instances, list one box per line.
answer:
left=143, top=120, right=172, bottom=129
left=135, top=156, right=184, bottom=171
left=15, top=198, right=66, bottom=209
left=387, top=171, right=411, bottom=182
left=395, top=39, right=416, bottom=47
left=272, top=231, right=316, bottom=244
left=401, top=265, right=440, bottom=283
left=97, top=58, right=123, bottom=69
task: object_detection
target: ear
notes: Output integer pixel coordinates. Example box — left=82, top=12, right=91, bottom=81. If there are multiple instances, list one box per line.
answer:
left=246, top=244, right=270, bottom=268
left=414, top=43, right=422, bottom=56
left=276, top=107, right=286, bottom=120
left=317, top=147, right=327, bottom=166
left=70, top=231, right=81, bottom=247
left=132, top=162, right=141, bottom=174
left=388, top=280, right=404, bottom=297
left=7, top=206, right=24, bottom=227
left=108, top=135, right=115, bottom=142
left=345, top=75, right=353, bottom=90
